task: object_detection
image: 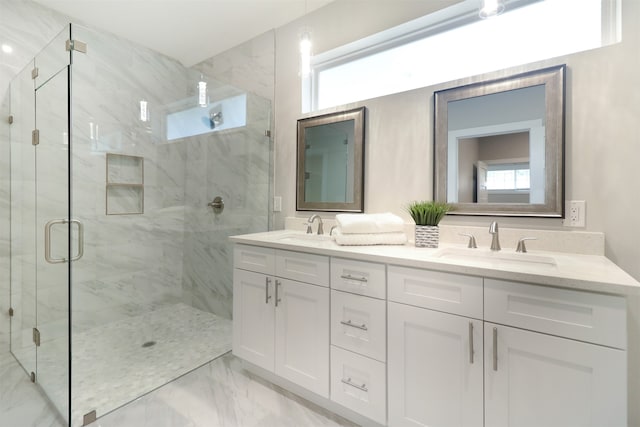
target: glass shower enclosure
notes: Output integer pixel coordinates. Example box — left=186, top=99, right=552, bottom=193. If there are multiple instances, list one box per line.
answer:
left=9, top=23, right=272, bottom=426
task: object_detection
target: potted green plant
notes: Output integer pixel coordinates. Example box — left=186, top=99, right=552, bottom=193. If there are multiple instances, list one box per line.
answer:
left=406, top=200, right=451, bottom=248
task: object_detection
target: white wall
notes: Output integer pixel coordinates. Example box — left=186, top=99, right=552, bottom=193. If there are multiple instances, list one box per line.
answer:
left=271, top=0, right=640, bottom=424
left=273, top=0, right=640, bottom=276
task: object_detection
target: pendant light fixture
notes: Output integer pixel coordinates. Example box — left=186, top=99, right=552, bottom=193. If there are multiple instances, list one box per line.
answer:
left=299, top=0, right=313, bottom=77
left=197, top=74, right=208, bottom=107
left=479, top=0, right=505, bottom=19
left=299, top=30, right=313, bottom=77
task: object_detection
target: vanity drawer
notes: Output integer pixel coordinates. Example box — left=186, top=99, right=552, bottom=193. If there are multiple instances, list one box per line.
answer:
left=234, top=244, right=275, bottom=275
left=485, top=279, right=627, bottom=349
left=331, top=257, right=386, bottom=299
left=388, top=265, right=483, bottom=319
left=276, top=249, right=329, bottom=287
left=331, top=290, right=386, bottom=362
left=330, top=346, right=386, bottom=425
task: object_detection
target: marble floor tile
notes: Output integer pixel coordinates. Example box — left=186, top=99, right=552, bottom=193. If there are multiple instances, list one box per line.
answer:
left=94, top=353, right=358, bottom=427
left=2, top=306, right=356, bottom=427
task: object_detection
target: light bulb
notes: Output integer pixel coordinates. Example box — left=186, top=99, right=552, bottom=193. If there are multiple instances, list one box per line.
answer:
left=197, top=79, right=207, bottom=107
left=139, top=100, right=149, bottom=122
left=479, top=0, right=505, bottom=19
left=299, top=32, right=312, bottom=77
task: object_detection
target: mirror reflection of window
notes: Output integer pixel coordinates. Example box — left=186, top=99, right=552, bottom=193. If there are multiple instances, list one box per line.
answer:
left=434, top=65, right=565, bottom=217
left=447, top=85, right=546, bottom=205
left=457, top=131, right=533, bottom=204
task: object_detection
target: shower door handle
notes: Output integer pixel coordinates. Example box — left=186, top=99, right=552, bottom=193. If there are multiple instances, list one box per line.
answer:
left=70, top=219, right=84, bottom=262
left=45, top=219, right=84, bottom=264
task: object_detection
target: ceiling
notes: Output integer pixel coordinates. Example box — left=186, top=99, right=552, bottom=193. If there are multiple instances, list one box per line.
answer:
left=33, top=0, right=335, bottom=67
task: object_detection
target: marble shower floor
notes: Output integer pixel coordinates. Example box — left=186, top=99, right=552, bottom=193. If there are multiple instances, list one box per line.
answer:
left=70, top=303, right=232, bottom=426
left=4, top=303, right=232, bottom=426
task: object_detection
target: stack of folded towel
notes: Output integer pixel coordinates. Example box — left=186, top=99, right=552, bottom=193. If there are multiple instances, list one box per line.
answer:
left=333, top=212, right=407, bottom=246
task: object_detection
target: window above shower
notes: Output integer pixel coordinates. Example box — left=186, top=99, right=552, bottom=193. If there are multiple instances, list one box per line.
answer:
left=164, top=93, right=247, bottom=141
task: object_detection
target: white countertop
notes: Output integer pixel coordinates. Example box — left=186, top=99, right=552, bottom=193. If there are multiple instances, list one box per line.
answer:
left=230, top=230, right=640, bottom=296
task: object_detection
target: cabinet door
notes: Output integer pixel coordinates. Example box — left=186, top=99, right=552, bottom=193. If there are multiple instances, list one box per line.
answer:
left=388, top=302, right=483, bottom=427
left=484, top=323, right=627, bottom=427
left=275, top=278, right=330, bottom=398
left=232, top=269, right=275, bottom=371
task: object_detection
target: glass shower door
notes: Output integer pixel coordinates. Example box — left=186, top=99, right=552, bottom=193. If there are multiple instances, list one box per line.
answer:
left=9, top=61, right=37, bottom=377
left=34, top=65, right=71, bottom=422
left=9, top=25, right=72, bottom=423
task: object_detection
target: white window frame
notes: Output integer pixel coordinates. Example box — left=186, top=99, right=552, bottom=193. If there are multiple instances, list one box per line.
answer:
left=302, top=0, right=621, bottom=113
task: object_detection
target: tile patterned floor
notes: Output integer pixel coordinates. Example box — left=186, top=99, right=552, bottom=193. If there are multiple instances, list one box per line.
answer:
left=94, top=353, right=357, bottom=427
left=1, top=303, right=357, bottom=427
left=2, top=353, right=357, bottom=427
left=69, top=303, right=232, bottom=426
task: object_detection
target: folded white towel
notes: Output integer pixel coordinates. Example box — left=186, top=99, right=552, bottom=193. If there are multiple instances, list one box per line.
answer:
left=333, top=228, right=407, bottom=246
left=335, top=212, right=405, bottom=234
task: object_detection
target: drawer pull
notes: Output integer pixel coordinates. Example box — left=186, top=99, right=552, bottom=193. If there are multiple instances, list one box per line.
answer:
left=340, top=320, right=368, bottom=331
left=469, top=322, right=474, bottom=364
left=340, top=274, right=368, bottom=283
left=275, top=279, right=282, bottom=307
left=492, top=327, right=498, bottom=371
left=265, top=277, right=272, bottom=304
left=341, top=377, right=368, bottom=392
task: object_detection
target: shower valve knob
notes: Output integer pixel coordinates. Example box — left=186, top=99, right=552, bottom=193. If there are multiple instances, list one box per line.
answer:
left=208, top=196, right=224, bottom=214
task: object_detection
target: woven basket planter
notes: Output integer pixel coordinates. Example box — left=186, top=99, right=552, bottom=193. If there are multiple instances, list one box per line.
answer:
left=415, top=225, right=439, bottom=248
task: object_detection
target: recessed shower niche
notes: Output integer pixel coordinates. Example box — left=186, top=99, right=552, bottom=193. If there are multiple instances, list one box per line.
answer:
left=106, top=153, right=144, bottom=215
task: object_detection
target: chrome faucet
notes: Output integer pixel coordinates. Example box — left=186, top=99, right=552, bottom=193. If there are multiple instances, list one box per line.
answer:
left=306, top=214, right=324, bottom=235
left=489, top=221, right=501, bottom=251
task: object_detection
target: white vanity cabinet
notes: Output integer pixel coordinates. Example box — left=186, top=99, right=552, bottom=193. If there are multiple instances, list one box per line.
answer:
left=484, top=278, right=627, bottom=427
left=233, top=244, right=330, bottom=398
left=484, top=323, right=626, bottom=427
left=231, top=234, right=632, bottom=427
left=387, top=266, right=484, bottom=427
left=387, top=267, right=628, bottom=427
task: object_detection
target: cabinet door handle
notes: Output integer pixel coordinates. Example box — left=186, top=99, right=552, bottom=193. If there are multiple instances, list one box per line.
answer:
left=340, top=274, right=368, bottom=283
left=265, top=277, right=272, bottom=304
left=341, top=377, right=368, bottom=392
left=469, top=322, right=474, bottom=364
left=340, top=320, right=368, bottom=331
left=492, top=327, right=498, bottom=371
left=275, top=279, right=281, bottom=307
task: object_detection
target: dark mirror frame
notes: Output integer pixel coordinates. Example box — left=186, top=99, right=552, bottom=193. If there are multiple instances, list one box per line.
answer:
left=296, top=107, right=366, bottom=212
left=434, top=65, right=566, bottom=217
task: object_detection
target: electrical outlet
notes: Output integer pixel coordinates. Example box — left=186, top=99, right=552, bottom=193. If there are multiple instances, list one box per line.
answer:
left=273, top=196, right=282, bottom=212
left=565, top=200, right=586, bottom=227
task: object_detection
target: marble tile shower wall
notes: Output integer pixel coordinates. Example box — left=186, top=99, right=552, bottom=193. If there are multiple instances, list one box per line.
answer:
left=1, top=1, right=272, bottom=360
left=68, top=25, right=191, bottom=332
left=67, top=25, right=272, bottom=327
left=183, top=94, right=271, bottom=319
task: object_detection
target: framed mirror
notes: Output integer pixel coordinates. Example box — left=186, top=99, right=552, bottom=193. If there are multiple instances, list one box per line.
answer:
left=297, top=107, right=365, bottom=212
left=434, top=65, right=565, bottom=217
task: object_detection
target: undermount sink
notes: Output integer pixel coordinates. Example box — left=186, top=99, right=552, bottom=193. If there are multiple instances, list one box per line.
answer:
left=433, top=247, right=557, bottom=269
left=276, top=232, right=334, bottom=244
